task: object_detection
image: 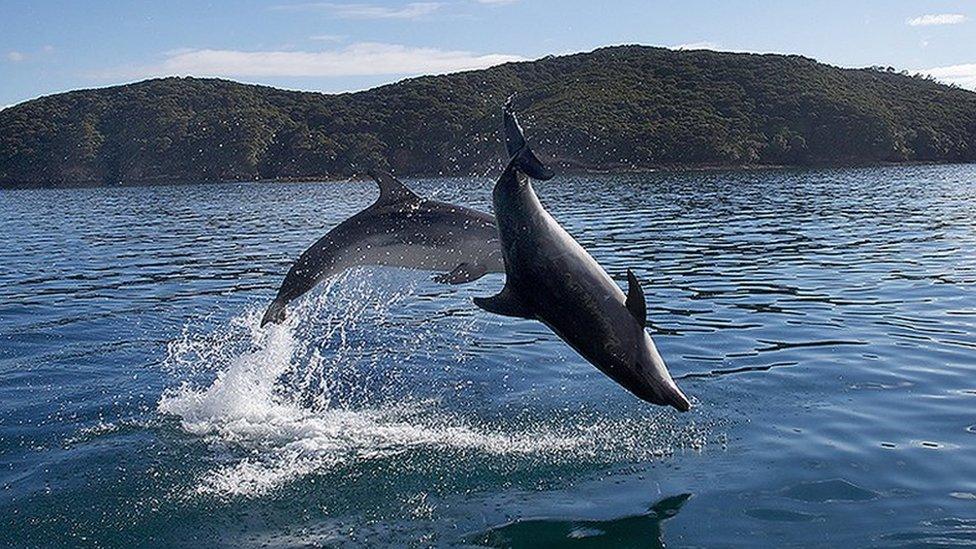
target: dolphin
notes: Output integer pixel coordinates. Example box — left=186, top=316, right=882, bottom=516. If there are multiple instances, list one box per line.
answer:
left=261, top=170, right=503, bottom=326
left=474, top=103, right=691, bottom=411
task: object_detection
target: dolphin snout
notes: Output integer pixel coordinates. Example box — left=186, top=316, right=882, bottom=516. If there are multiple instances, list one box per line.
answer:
left=261, top=299, right=287, bottom=327
left=633, top=370, right=691, bottom=412
left=658, top=379, right=692, bottom=412
left=635, top=340, right=692, bottom=412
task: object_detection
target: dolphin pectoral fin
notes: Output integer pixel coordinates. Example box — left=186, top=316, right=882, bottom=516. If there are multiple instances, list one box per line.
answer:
left=367, top=169, right=422, bottom=206
left=474, top=287, right=534, bottom=319
left=433, top=262, right=488, bottom=285
left=625, top=269, right=647, bottom=328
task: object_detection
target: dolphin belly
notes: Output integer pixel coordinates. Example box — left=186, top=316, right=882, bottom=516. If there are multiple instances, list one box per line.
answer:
left=341, top=241, right=470, bottom=273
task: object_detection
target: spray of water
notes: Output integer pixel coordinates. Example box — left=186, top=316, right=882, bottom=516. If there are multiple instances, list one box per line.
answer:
left=158, top=270, right=710, bottom=499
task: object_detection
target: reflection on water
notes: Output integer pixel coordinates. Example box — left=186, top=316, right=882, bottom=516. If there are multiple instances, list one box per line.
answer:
left=1, top=164, right=976, bottom=546
left=470, top=494, right=690, bottom=548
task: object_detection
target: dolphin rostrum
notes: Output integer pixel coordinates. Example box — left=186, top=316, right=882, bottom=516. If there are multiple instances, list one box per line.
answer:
left=474, top=103, right=691, bottom=411
left=262, top=170, right=503, bottom=326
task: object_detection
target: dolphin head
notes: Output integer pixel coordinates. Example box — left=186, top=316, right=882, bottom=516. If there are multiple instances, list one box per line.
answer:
left=625, top=332, right=692, bottom=412
left=609, top=270, right=691, bottom=411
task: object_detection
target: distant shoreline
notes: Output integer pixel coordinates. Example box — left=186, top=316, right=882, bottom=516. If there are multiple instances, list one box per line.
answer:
left=3, top=160, right=971, bottom=191
left=4, top=45, right=975, bottom=189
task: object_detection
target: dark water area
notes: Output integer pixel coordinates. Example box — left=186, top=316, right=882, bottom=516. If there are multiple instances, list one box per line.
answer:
left=2, top=164, right=975, bottom=547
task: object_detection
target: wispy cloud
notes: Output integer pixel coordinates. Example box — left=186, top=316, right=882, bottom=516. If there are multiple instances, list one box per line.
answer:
left=273, top=2, right=442, bottom=19
left=5, top=46, right=55, bottom=63
left=309, top=34, right=346, bottom=42
left=671, top=41, right=720, bottom=51
left=920, top=63, right=976, bottom=90
left=476, top=0, right=520, bottom=5
left=906, top=13, right=968, bottom=26
left=100, top=42, right=523, bottom=80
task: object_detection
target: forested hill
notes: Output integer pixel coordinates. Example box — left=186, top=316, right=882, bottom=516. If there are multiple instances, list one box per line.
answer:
left=2, top=45, right=976, bottom=187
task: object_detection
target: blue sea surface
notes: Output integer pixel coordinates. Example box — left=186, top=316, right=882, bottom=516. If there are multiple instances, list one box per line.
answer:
left=1, top=165, right=975, bottom=547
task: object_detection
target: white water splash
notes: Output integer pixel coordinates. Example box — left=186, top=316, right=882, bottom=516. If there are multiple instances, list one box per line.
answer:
left=159, top=314, right=584, bottom=497
left=157, top=273, right=609, bottom=498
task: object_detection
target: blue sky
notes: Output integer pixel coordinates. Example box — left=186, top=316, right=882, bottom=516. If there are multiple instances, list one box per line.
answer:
left=2, top=0, right=975, bottom=108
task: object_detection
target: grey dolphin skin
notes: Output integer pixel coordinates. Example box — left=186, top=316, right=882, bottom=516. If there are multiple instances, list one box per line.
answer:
left=474, top=103, right=691, bottom=411
left=261, top=171, right=503, bottom=326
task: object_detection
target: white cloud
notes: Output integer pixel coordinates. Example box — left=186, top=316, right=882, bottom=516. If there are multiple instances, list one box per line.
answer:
left=476, top=0, right=520, bottom=4
left=103, top=42, right=523, bottom=79
left=273, top=2, right=442, bottom=19
left=919, top=63, right=976, bottom=90
left=5, top=46, right=55, bottom=63
left=671, top=41, right=721, bottom=51
left=309, top=34, right=346, bottom=42
left=906, top=13, right=968, bottom=26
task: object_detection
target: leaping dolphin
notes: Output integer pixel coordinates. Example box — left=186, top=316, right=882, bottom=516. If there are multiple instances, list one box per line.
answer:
left=474, top=103, right=691, bottom=411
left=262, top=171, right=503, bottom=326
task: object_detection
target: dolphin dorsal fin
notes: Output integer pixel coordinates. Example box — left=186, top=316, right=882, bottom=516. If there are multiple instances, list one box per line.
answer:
left=368, top=170, right=422, bottom=206
left=625, top=269, right=647, bottom=328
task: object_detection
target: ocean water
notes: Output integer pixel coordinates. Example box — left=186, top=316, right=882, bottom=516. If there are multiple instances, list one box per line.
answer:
left=1, top=164, right=975, bottom=547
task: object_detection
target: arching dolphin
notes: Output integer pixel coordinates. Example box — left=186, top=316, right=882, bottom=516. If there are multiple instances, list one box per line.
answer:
left=261, top=171, right=503, bottom=326
left=474, top=103, right=691, bottom=411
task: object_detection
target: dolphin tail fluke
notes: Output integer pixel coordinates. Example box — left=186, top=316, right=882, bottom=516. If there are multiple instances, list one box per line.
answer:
left=260, top=299, right=287, bottom=327
left=503, top=99, right=554, bottom=181
left=513, top=143, right=554, bottom=181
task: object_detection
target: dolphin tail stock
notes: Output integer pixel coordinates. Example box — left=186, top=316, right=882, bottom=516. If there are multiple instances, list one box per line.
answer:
left=260, top=298, right=287, bottom=327
left=502, top=98, right=554, bottom=181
